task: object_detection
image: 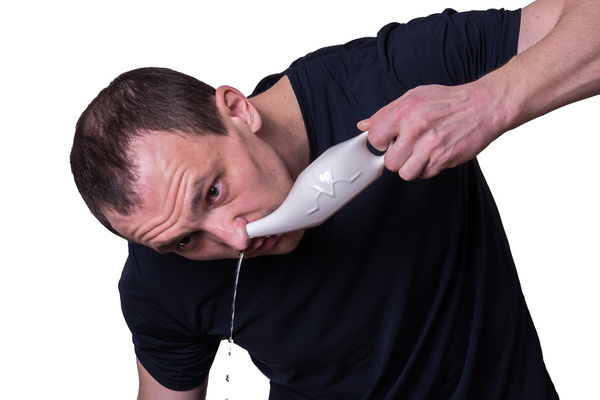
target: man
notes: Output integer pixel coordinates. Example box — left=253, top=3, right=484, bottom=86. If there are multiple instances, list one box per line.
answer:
left=70, top=0, right=599, bottom=398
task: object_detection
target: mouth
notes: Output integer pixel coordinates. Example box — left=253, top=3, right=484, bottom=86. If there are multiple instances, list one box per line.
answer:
left=248, top=234, right=281, bottom=254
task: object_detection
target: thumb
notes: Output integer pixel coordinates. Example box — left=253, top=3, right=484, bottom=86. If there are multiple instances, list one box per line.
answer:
left=357, top=118, right=372, bottom=132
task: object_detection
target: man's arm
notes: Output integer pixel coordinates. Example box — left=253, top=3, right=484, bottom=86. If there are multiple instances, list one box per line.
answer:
left=359, top=0, right=600, bottom=180
left=136, top=358, right=207, bottom=400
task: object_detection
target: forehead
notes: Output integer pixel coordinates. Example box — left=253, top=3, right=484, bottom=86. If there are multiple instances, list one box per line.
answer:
left=128, top=132, right=229, bottom=189
left=108, top=132, right=225, bottom=237
left=130, top=132, right=217, bottom=172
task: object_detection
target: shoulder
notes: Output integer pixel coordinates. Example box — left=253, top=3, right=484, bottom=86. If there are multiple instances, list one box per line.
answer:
left=377, top=8, right=522, bottom=85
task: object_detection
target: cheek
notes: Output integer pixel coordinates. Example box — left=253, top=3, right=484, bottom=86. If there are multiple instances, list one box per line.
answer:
left=263, top=172, right=293, bottom=206
left=264, top=156, right=294, bottom=196
left=230, top=136, right=296, bottom=219
left=246, top=154, right=293, bottom=205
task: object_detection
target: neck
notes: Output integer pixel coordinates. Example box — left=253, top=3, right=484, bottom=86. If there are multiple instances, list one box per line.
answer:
left=249, top=76, right=309, bottom=180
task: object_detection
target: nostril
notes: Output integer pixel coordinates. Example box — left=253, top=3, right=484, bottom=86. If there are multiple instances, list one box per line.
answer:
left=233, top=225, right=252, bottom=251
left=207, top=216, right=252, bottom=251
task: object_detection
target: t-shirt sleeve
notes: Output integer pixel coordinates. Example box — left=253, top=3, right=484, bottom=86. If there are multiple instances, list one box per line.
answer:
left=118, top=243, right=221, bottom=391
left=377, top=8, right=521, bottom=87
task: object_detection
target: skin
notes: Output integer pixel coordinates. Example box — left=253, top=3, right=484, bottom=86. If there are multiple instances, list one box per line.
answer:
left=106, top=78, right=308, bottom=260
left=103, top=0, right=599, bottom=398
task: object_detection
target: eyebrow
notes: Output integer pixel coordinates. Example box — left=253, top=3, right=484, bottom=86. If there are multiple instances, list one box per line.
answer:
left=153, top=174, right=209, bottom=255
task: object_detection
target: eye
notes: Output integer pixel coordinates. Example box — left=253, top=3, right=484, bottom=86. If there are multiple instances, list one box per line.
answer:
left=178, top=234, right=193, bottom=249
left=206, top=180, right=223, bottom=205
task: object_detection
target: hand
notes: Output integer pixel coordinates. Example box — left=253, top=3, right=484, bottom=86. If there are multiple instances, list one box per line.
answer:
left=357, top=80, right=505, bottom=181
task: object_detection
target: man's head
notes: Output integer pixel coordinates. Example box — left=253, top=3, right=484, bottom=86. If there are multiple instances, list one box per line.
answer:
left=71, top=67, right=227, bottom=234
left=71, top=67, right=304, bottom=259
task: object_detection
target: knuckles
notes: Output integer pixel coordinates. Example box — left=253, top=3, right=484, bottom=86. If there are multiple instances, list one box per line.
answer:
left=367, top=85, right=468, bottom=181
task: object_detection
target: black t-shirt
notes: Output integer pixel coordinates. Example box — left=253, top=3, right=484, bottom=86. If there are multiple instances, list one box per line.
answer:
left=119, top=8, right=558, bottom=399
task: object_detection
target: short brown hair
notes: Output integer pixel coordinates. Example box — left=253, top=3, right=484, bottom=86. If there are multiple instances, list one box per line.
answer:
left=70, top=67, right=227, bottom=233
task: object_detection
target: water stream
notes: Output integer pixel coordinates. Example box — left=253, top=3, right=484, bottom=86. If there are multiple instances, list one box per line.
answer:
left=225, top=251, right=244, bottom=400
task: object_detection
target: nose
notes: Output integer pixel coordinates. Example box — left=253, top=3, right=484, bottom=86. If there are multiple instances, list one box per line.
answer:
left=204, top=215, right=251, bottom=251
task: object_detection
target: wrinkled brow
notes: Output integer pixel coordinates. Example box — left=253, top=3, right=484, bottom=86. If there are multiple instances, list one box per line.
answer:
left=153, top=174, right=210, bottom=255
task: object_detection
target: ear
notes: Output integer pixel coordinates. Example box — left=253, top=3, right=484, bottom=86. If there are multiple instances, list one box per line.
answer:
left=215, top=86, right=262, bottom=133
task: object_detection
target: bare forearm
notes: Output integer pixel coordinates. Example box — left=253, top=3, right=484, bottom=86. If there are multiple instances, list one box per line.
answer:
left=136, top=358, right=207, bottom=400
left=490, top=0, right=600, bottom=132
left=360, top=0, right=600, bottom=180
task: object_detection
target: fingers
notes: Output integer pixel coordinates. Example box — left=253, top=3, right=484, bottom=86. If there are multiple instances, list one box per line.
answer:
left=359, top=113, right=448, bottom=181
left=384, top=137, right=431, bottom=181
left=397, top=153, right=438, bottom=181
left=360, top=106, right=431, bottom=181
left=357, top=84, right=478, bottom=181
left=358, top=117, right=391, bottom=153
left=356, top=118, right=371, bottom=132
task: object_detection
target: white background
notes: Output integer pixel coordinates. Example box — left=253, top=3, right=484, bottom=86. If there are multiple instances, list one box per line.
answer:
left=1, top=0, right=598, bottom=398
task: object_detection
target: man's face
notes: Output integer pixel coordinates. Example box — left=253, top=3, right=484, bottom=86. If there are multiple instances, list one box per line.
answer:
left=106, top=130, right=305, bottom=260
